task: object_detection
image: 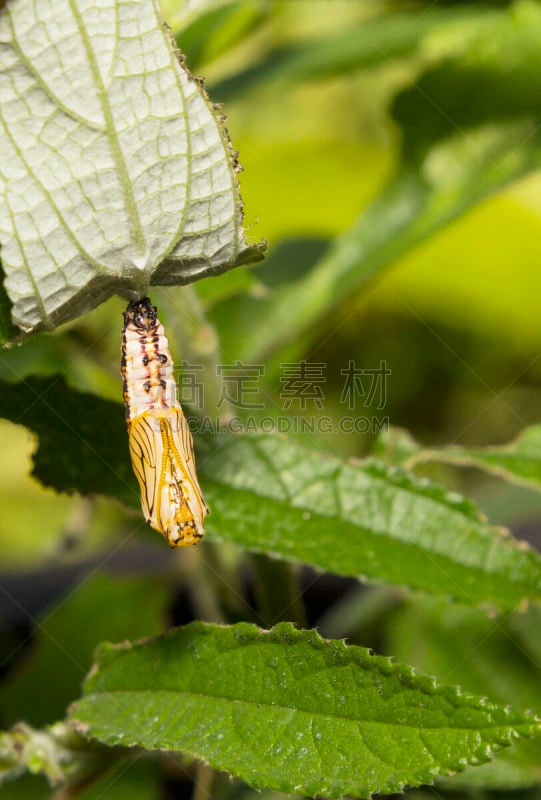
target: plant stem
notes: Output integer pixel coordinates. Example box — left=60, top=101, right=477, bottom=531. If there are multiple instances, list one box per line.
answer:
left=175, top=545, right=226, bottom=624
left=192, top=762, right=214, bottom=800
left=316, top=584, right=402, bottom=640
left=251, top=553, right=307, bottom=628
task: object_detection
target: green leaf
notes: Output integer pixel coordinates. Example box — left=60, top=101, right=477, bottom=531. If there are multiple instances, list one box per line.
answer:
left=378, top=423, right=541, bottom=493
left=373, top=425, right=422, bottom=467
left=385, top=597, right=541, bottom=789
left=393, top=0, right=541, bottom=160
left=200, top=434, right=541, bottom=611
left=0, top=0, right=262, bottom=335
left=207, top=2, right=541, bottom=363
left=195, top=264, right=259, bottom=307
left=0, top=574, right=169, bottom=727
left=172, top=1, right=269, bottom=72
left=162, top=0, right=237, bottom=37
left=209, top=6, right=486, bottom=102
left=69, top=621, right=541, bottom=798
left=1, top=377, right=541, bottom=611
left=0, top=376, right=137, bottom=507
left=214, top=122, right=541, bottom=361
left=441, top=427, right=541, bottom=491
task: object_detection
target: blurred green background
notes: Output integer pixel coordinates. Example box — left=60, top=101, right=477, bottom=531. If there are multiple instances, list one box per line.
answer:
left=2, top=1, right=541, bottom=797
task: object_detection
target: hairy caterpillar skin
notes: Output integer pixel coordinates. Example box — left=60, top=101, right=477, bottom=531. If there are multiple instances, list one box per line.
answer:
left=121, top=297, right=208, bottom=547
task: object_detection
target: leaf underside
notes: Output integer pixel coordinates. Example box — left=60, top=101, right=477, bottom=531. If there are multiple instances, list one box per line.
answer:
left=0, top=0, right=262, bottom=335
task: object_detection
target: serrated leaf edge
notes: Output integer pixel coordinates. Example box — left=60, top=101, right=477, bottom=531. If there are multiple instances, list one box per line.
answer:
left=68, top=622, right=541, bottom=799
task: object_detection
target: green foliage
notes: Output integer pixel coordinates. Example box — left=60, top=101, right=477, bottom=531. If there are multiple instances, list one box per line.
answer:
left=211, top=126, right=538, bottom=362
left=203, top=1, right=541, bottom=363
left=2, top=377, right=540, bottom=611
left=209, top=7, right=488, bottom=100
left=2, top=748, right=160, bottom=800
left=393, top=2, right=541, bottom=160
left=0, top=574, right=169, bottom=727
left=0, top=377, right=136, bottom=507
left=386, top=597, right=541, bottom=789
left=1, top=1, right=541, bottom=798
left=201, top=436, right=541, bottom=610
left=69, top=621, right=540, bottom=798
left=376, top=424, right=541, bottom=491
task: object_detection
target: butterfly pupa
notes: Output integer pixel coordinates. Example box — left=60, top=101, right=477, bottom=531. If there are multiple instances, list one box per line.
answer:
left=121, top=297, right=208, bottom=546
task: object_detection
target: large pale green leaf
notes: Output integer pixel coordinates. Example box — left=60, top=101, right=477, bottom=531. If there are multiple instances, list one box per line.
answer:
left=69, top=621, right=541, bottom=798
left=0, top=0, right=262, bottom=336
left=1, top=377, right=540, bottom=611
left=386, top=597, right=541, bottom=789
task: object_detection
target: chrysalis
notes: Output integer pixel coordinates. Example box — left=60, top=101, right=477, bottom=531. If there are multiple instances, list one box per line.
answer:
left=121, top=297, right=208, bottom=546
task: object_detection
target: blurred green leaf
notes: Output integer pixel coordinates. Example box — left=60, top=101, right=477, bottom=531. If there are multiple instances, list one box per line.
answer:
left=440, top=426, right=541, bottom=490
left=173, top=1, right=269, bottom=70
left=209, top=6, right=485, bottom=101
left=162, top=0, right=239, bottom=36
left=0, top=574, right=168, bottom=727
left=385, top=596, right=541, bottom=789
left=394, top=1, right=541, bottom=160
left=213, top=122, right=541, bottom=362
left=378, top=423, right=541, bottom=492
left=69, top=621, right=541, bottom=798
left=2, top=377, right=541, bottom=610
left=209, top=1, right=541, bottom=364
left=373, top=425, right=422, bottom=466
left=195, top=265, right=259, bottom=307
left=0, top=376, right=136, bottom=508
left=0, top=420, right=78, bottom=567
